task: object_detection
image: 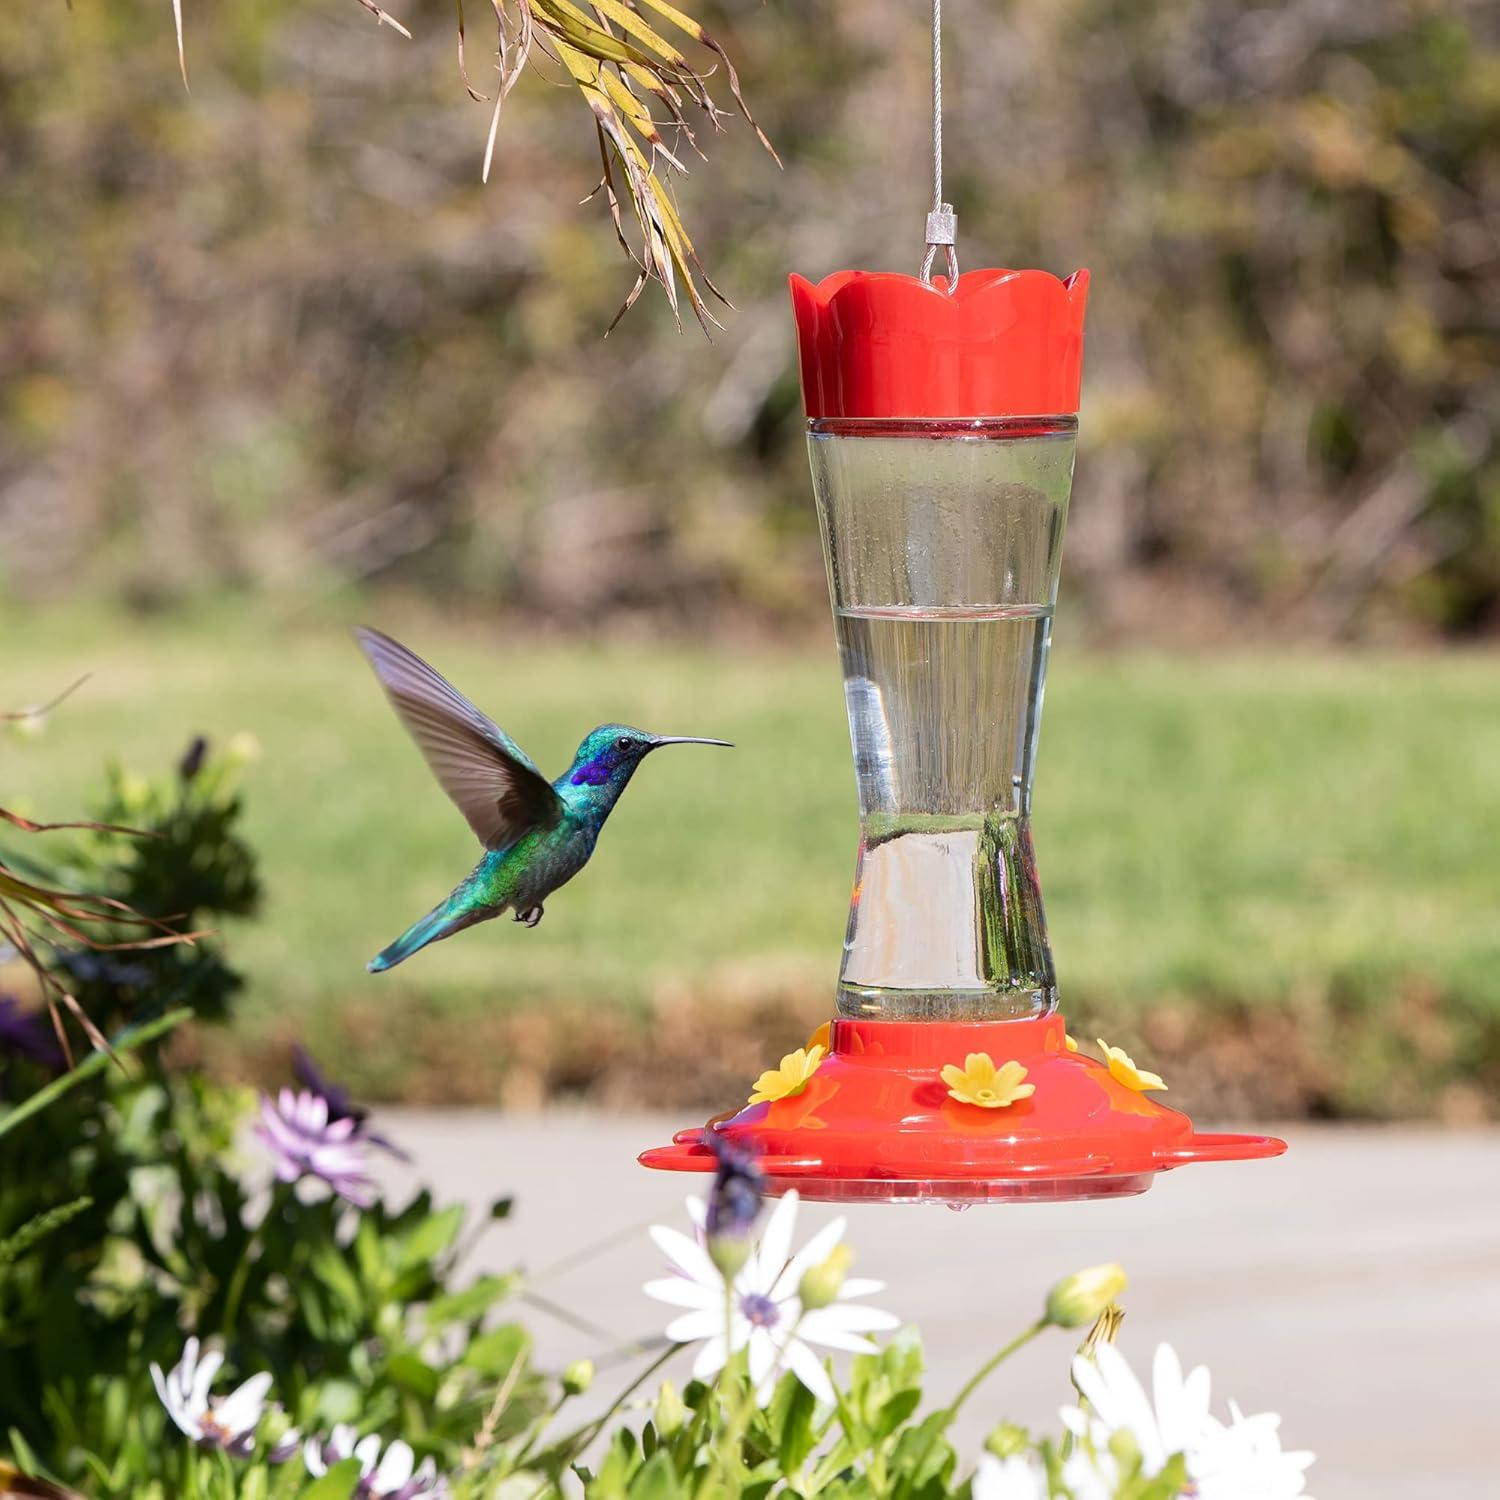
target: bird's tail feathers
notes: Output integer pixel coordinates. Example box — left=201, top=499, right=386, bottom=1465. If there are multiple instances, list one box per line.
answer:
left=367, top=899, right=487, bottom=973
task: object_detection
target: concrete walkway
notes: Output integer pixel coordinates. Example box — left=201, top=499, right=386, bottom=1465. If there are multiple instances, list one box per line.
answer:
left=374, top=1116, right=1499, bottom=1500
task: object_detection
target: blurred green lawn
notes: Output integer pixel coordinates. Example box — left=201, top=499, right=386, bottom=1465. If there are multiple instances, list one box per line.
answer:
left=6, top=606, right=1500, bottom=1104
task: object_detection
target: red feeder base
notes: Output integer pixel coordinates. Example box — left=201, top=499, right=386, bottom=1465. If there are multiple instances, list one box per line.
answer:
left=639, top=1016, right=1285, bottom=1205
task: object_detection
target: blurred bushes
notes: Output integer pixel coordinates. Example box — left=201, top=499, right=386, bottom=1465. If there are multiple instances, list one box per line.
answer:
left=0, top=0, right=1496, bottom=639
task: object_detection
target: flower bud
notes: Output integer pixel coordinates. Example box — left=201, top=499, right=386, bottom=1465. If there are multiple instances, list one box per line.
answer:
left=984, top=1423, right=1029, bottom=1460
left=707, top=1235, right=752, bottom=1278
left=704, top=1135, right=763, bottom=1279
left=1045, top=1263, right=1127, bottom=1328
left=562, top=1359, right=594, bottom=1396
left=654, top=1380, right=686, bottom=1438
left=178, top=735, right=209, bottom=783
left=797, top=1242, right=853, bottom=1310
left=117, top=772, right=150, bottom=812
left=225, top=731, right=262, bottom=767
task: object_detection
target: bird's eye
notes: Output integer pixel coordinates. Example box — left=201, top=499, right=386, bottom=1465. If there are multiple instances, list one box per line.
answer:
left=615, top=736, right=636, bottom=751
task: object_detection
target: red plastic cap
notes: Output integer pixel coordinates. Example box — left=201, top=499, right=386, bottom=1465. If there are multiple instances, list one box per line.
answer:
left=789, top=268, right=1089, bottom=421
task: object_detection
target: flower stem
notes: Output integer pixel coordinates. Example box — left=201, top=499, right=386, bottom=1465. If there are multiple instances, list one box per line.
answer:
left=525, top=1343, right=677, bottom=1470
left=893, top=1317, right=1051, bottom=1499
left=950, top=1317, right=1049, bottom=1416
left=221, top=1183, right=286, bottom=1338
left=703, top=1352, right=758, bottom=1500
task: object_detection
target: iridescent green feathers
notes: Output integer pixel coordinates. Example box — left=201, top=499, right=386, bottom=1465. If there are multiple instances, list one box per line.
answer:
left=355, top=628, right=729, bottom=970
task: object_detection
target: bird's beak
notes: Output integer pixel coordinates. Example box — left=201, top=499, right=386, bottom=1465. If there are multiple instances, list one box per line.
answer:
left=649, top=736, right=734, bottom=749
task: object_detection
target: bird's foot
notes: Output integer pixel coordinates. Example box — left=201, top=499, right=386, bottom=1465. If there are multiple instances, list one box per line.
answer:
left=515, top=905, right=544, bottom=929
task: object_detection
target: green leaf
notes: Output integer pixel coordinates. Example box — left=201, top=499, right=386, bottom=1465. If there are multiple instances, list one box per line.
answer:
left=627, top=1451, right=682, bottom=1500
left=772, top=1374, right=819, bottom=1475
left=385, top=1352, right=440, bottom=1402
left=874, top=1388, right=922, bottom=1442
left=301, top=1458, right=364, bottom=1500
left=399, top=1204, right=464, bottom=1269
left=593, top=1425, right=640, bottom=1497
left=427, top=1272, right=518, bottom=1327
left=353, top=1215, right=385, bottom=1289
left=312, top=1379, right=364, bottom=1427
left=0, top=1008, right=192, bottom=1141
left=463, top=1323, right=532, bottom=1378
left=5, top=1427, right=43, bottom=1474
left=879, top=1327, right=926, bottom=1389
left=889, top=1412, right=956, bottom=1500
left=309, top=1239, right=366, bottom=1316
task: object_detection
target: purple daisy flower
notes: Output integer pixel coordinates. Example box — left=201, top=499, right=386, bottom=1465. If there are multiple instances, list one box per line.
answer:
left=293, top=1046, right=409, bottom=1162
left=150, top=1337, right=275, bottom=1456
left=255, top=1089, right=377, bottom=1208
left=292, top=1045, right=355, bottom=1119
left=304, top=1426, right=447, bottom=1498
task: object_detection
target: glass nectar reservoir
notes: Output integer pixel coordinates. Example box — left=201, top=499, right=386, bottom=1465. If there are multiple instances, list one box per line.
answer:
left=811, top=413, right=1073, bottom=1022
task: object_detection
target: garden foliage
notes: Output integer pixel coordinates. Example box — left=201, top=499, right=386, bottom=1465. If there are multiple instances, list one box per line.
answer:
left=0, top=746, right=1312, bottom=1498
left=0, top=746, right=537, bottom=1493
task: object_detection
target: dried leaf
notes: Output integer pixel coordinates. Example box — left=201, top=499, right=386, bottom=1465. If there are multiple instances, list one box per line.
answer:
left=0, top=674, right=90, bottom=723
left=171, top=0, right=188, bottom=90
left=455, top=0, right=487, bottom=101
left=355, top=0, right=414, bottom=41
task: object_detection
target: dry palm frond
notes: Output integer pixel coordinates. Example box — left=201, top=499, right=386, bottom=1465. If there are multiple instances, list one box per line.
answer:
left=3, top=678, right=208, bottom=1067
left=514, top=0, right=776, bottom=331
left=164, top=1, right=772, bottom=330
left=0, top=808, right=203, bottom=1068
left=354, top=0, right=413, bottom=39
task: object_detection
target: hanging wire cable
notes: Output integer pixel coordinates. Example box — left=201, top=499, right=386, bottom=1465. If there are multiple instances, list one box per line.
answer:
left=931, top=0, right=943, bottom=214
left=919, top=0, right=959, bottom=291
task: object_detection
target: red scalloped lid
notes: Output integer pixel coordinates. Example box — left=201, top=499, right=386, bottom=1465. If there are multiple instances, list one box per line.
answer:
left=789, top=267, right=1089, bottom=420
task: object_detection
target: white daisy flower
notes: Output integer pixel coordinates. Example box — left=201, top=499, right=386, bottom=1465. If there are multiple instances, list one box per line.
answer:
left=1059, top=1445, right=1123, bottom=1500
left=972, top=1452, right=1050, bottom=1500
left=304, top=1425, right=446, bottom=1498
left=1062, top=1342, right=1315, bottom=1500
left=149, top=1337, right=273, bottom=1456
left=644, top=1189, right=898, bottom=1406
left=1062, top=1341, right=1213, bottom=1476
left=1192, top=1403, right=1316, bottom=1500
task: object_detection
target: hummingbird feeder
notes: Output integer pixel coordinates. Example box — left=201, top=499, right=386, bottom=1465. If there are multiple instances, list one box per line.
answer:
left=641, top=2, right=1285, bottom=1203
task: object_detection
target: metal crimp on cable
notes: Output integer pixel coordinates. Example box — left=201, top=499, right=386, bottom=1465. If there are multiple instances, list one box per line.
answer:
left=920, top=205, right=959, bottom=291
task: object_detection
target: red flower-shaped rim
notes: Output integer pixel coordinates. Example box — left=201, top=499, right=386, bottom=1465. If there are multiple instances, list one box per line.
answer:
left=640, top=1015, right=1286, bottom=1205
left=789, top=267, right=1089, bottom=421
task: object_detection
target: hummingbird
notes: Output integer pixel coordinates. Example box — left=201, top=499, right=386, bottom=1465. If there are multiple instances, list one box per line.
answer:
left=355, top=628, right=731, bottom=973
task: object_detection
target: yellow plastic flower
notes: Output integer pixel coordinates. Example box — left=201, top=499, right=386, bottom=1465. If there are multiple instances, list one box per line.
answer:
left=1064, top=1033, right=1079, bottom=1053
left=940, top=1053, right=1035, bottom=1109
left=748, top=1045, right=826, bottom=1105
left=1096, top=1039, right=1167, bottom=1092
left=806, top=1020, right=832, bottom=1055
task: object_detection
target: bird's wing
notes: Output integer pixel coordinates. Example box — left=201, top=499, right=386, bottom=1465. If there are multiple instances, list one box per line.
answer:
left=355, top=628, right=564, bottom=849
